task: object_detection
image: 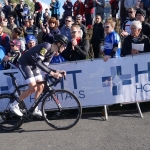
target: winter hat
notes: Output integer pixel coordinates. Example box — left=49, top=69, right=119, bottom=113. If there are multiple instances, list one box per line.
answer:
left=26, top=35, right=36, bottom=44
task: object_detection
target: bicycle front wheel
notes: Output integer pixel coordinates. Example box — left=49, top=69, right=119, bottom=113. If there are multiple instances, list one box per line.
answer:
left=0, top=94, right=24, bottom=132
left=42, top=89, right=82, bottom=130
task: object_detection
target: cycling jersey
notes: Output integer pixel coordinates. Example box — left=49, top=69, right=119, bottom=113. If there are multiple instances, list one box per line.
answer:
left=18, top=42, right=55, bottom=84
left=104, top=31, right=121, bottom=58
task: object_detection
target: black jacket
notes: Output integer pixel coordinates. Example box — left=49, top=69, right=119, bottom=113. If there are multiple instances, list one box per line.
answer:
left=62, top=38, right=89, bottom=61
left=121, top=33, right=150, bottom=56
left=79, top=23, right=87, bottom=39
left=142, top=22, right=150, bottom=39
left=91, top=22, right=104, bottom=45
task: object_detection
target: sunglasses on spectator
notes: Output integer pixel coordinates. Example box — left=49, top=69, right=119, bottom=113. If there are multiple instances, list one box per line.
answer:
left=50, top=22, right=55, bottom=24
left=76, top=18, right=81, bottom=20
left=128, top=11, right=133, bottom=13
left=104, top=26, right=110, bottom=29
left=71, top=31, right=78, bottom=34
left=65, top=20, right=71, bottom=22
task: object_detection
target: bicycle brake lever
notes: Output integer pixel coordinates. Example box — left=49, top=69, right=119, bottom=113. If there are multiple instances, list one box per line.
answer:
left=64, top=75, right=66, bottom=80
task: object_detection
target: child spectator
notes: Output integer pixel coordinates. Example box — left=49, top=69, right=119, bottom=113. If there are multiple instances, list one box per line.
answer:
left=3, top=39, right=21, bottom=69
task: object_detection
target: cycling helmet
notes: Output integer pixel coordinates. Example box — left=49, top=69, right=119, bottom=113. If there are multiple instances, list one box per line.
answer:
left=53, top=34, right=68, bottom=46
left=26, top=35, right=36, bottom=44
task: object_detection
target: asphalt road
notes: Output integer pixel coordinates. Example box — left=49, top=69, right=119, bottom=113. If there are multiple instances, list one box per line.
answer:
left=0, top=110, right=150, bottom=150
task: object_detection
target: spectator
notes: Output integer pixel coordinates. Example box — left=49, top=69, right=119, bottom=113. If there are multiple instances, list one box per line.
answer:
left=12, top=27, right=25, bottom=53
left=121, top=20, right=150, bottom=56
left=22, top=35, right=36, bottom=54
left=50, top=52, right=66, bottom=64
left=0, top=12, right=5, bottom=23
left=7, top=15, right=17, bottom=30
left=136, top=9, right=150, bottom=39
left=94, top=0, right=105, bottom=20
left=1, top=0, right=11, bottom=19
left=62, top=0, right=73, bottom=26
left=0, top=45, right=6, bottom=70
left=124, top=0, right=139, bottom=10
left=91, top=15, right=104, bottom=58
left=121, top=7, right=136, bottom=37
left=60, top=16, right=73, bottom=42
left=110, top=0, right=119, bottom=19
left=15, top=0, right=25, bottom=26
left=3, top=39, right=21, bottom=69
left=75, top=14, right=87, bottom=39
left=103, top=19, right=121, bottom=62
left=33, top=0, right=43, bottom=28
left=50, top=0, right=61, bottom=25
left=26, top=35, right=36, bottom=49
left=63, top=0, right=73, bottom=18
left=42, top=17, right=60, bottom=43
left=140, top=0, right=150, bottom=20
left=43, top=8, right=50, bottom=25
left=21, top=4, right=30, bottom=22
left=73, top=0, right=84, bottom=18
left=1, top=19, right=12, bottom=39
left=62, top=24, right=89, bottom=61
left=23, top=16, right=38, bottom=38
left=84, top=0, right=94, bottom=26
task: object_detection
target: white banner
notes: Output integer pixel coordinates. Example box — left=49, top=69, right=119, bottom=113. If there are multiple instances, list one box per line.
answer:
left=0, top=53, right=150, bottom=110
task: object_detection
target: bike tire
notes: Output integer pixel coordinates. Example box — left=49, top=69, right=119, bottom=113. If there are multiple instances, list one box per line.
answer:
left=0, top=94, right=24, bottom=132
left=41, top=89, right=82, bottom=130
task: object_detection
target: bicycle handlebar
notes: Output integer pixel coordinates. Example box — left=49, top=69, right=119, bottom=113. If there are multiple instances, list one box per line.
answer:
left=45, top=73, right=66, bottom=87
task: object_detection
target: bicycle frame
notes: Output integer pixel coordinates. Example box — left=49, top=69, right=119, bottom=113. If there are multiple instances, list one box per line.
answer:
left=8, top=73, right=62, bottom=114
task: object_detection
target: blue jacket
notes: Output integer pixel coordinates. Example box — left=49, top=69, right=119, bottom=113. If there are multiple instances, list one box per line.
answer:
left=42, top=27, right=60, bottom=43
left=0, top=46, right=6, bottom=70
left=62, top=1, right=73, bottom=17
left=60, top=26, right=71, bottom=42
left=51, top=0, right=61, bottom=15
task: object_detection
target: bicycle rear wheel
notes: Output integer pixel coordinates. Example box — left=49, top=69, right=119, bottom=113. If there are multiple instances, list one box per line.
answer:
left=42, top=89, right=82, bottom=130
left=0, top=94, right=24, bottom=132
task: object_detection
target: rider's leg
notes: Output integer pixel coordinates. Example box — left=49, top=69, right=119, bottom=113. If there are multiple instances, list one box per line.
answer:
left=34, top=80, right=44, bottom=100
left=19, top=82, right=37, bottom=101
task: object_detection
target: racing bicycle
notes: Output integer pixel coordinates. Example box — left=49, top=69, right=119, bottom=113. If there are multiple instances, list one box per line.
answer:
left=0, top=72, right=82, bottom=132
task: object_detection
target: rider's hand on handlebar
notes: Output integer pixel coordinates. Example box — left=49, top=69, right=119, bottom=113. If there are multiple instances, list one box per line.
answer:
left=50, top=71, right=63, bottom=79
left=59, top=70, right=66, bottom=76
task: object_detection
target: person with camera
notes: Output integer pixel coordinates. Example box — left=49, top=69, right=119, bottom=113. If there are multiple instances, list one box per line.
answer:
left=42, top=17, right=60, bottom=43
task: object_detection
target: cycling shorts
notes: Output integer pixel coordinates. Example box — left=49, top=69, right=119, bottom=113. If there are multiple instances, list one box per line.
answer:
left=18, top=58, right=43, bottom=84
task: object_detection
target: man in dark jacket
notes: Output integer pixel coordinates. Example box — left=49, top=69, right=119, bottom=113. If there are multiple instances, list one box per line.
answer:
left=62, top=24, right=89, bottom=61
left=33, top=0, right=43, bottom=28
left=15, top=0, right=25, bottom=26
left=75, top=14, right=87, bottom=39
left=91, top=15, right=104, bottom=58
left=121, top=20, right=150, bottom=56
left=84, top=0, right=94, bottom=26
left=136, top=8, right=150, bottom=39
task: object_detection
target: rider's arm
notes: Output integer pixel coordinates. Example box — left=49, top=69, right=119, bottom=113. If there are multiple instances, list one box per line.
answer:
left=36, top=57, right=56, bottom=74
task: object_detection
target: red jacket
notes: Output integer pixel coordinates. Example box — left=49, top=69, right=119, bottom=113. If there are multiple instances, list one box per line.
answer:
left=110, top=0, right=119, bottom=9
left=84, top=0, right=94, bottom=14
left=73, top=1, right=85, bottom=17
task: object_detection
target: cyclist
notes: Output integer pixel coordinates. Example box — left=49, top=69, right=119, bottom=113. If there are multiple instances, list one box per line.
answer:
left=9, top=34, right=68, bottom=117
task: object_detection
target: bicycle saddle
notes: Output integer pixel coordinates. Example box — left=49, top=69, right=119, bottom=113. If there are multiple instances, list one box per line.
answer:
left=3, top=72, right=18, bottom=76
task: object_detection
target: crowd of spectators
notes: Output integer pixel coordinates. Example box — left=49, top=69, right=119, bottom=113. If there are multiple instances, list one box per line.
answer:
left=0, top=0, right=150, bottom=71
